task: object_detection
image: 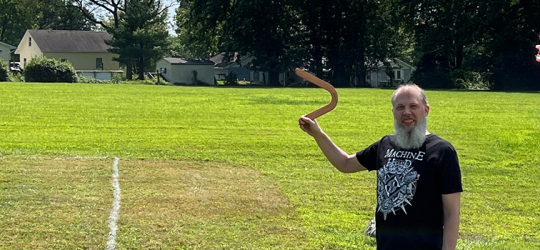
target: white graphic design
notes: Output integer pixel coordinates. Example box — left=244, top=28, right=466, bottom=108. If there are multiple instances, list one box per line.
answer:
left=377, top=158, right=420, bottom=220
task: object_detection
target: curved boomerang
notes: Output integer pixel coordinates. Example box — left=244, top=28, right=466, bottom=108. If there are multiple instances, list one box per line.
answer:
left=295, top=68, right=338, bottom=119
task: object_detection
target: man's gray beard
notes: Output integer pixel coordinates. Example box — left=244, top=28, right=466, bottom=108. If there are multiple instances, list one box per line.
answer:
left=394, top=117, right=427, bottom=149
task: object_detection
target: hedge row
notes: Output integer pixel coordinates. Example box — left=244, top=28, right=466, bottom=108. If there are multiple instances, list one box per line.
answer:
left=24, top=57, right=77, bottom=83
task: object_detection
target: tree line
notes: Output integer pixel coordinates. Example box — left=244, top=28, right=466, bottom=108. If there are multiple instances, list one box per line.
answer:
left=1, top=0, right=540, bottom=90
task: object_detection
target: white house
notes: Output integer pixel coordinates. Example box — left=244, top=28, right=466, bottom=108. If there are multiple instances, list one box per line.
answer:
left=366, top=58, right=416, bottom=88
left=0, top=41, right=16, bottom=62
left=210, top=52, right=299, bottom=85
left=15, top=30, right=122, bottom=80
left=156, top=58, right=215, bottom=85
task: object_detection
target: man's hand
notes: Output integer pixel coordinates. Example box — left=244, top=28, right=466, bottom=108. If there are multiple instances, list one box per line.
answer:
left=299, top=115, right=324, bottom=137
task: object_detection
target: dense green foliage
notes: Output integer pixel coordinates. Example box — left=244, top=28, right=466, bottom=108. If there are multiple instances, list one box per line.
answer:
left=0, top=0, right=94, bottom=45
left=178, top=0, right=540, bottom=90
left=0, top=0, right=39, bottom=45
left=37, top=0, right=95, bottom=31
left=177, top=0, right=403, bottom=86
left=106, top=0, right=170, bottom=80
left=23, top=57, right=77, bottom=83
left=401, top=0, right=540, bottom=90
left=0, top=59, right=9, bottom=81
left=2, top=0, right=540, bottom=89
left=0, top=83, right=539, bottom=249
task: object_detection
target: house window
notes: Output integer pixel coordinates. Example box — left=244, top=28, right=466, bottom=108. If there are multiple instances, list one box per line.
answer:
left=253, top=71, right=260, bottom=82
left=29, top=37, right=32, bottom=47
left=395, top=70, right=402, bottom=80
left=24, top=58, right=27, bottom=67
left=96, top=58, right=103, bottom=69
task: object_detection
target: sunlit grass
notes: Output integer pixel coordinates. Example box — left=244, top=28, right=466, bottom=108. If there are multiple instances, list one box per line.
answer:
left=0, top=82, right=539, bottom=249
left=0, top=158, right=111, bottom=249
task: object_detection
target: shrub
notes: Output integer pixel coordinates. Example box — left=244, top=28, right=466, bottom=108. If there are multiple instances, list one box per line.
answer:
left=0, top=59, right=9, bottom=82
left=224, top=72, right=238, bottom=86
left=451, top=69, right=492, bottom=90
left=9, top=71, right=24, bottom=82
left=78, top=75, right=106, bottom=84
left=24, top=57, right=77, bottom=83
left=56, top=62, right=78, bottom=83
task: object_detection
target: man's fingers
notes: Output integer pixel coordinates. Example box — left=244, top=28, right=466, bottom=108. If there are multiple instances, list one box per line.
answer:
left=299, top=115, right=314, bottom=124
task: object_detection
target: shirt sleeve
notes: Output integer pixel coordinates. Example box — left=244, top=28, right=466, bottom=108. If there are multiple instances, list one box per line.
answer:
left=438, top=143, right=463, bottom=194
left=355, top=139, right=382, bottom=171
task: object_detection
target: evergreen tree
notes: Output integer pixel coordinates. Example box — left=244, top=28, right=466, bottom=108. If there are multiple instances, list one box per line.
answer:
left=106, top=0, right=170, bottom=80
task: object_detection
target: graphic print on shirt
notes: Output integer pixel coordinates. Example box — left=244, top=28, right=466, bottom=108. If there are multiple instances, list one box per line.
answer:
left=378, top=149, right=423, bottom=220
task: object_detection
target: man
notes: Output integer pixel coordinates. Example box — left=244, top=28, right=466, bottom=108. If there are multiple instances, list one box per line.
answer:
left=299, top=84, right=462, bottom=250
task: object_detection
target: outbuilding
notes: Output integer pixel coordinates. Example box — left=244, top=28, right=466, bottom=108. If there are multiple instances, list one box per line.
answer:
left=0, top=41, right=16, bottom=62
left=156, top=58, right=215, bottom=85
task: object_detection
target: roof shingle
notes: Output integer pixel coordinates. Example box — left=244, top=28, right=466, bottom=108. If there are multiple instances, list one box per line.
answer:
left=163, top=58, right=214, bottom=65
left=28, top=30, right=112, bottom=53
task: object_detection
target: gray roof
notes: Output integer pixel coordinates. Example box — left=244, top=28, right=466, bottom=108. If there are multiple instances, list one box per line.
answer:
left=0, top=41, right=16, bottom=49
left=163, top=57, right=214, bottom=65
left=209, top=52, right=247, bottom=67
left=28, top=30, right=112, bottom=53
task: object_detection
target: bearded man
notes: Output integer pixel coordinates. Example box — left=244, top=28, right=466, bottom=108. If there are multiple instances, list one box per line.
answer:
left=299, top=84, right=462, bottom=250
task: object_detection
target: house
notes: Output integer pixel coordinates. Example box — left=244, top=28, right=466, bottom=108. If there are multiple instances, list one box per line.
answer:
left=366, top=58, right=415, bottom=88
left=156, top=58, right=215, bottom=85
left=210, top=52, right=252, bottom=81
left=15, top=30, right=121, bottom=80
left=209, top=52, right=299, bottom=85
left=0, top=41, right=16, bottom=62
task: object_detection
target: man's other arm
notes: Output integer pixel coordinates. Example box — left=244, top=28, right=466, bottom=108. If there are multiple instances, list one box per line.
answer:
left=442, top=192, right=461, bottom=250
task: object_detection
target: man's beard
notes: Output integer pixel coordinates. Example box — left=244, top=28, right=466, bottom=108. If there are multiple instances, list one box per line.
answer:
left=394, top=117, right=427, bottom=149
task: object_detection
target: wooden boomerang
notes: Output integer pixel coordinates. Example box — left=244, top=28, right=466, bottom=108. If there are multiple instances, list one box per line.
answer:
left=295, top=68, right=338, bottom=120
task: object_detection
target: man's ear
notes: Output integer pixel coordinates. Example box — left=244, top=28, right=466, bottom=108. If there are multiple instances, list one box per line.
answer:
left=425, top=104, right=430, bottom=116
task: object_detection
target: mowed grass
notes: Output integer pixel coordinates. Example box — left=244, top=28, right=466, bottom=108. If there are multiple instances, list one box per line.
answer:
left=0, top=158, right=111, bottom=249
left=0, top=82, right=539, bottom=249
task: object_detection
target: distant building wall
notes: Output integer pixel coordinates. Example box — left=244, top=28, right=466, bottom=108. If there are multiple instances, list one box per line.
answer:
left=44, top=52, right=119, bottom=70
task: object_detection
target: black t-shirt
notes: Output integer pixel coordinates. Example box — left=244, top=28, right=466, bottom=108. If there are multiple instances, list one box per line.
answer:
left=356, top=134, right=463, bottom=250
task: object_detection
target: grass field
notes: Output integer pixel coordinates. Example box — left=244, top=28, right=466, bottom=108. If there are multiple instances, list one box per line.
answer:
left=0, top=82, right=539, bottom=249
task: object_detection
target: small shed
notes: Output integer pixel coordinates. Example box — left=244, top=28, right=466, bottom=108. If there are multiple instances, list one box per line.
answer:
left=0, top=41, right=16, bottom=62
left=156, top=58, right=215, bottom=85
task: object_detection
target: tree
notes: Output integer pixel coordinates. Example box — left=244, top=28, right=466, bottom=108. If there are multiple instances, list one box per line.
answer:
left=70, top=0, right=176, bottom=30
left=38, top=0, right=96, bottom=30
left=106, top=0, right=170, bottom=80
left=480, top=0, right=540, bottom=90
left=1, top=0, right=95, bottom=47
left=70, top=0, right=126, bottom=29
left=226, top=0, right=299, bottom=86
left=295, top=0, right=404, bottom=87
left=398, top=0, right=540, bottom=90
left=180, top=0, right=407, bottom=87
left=0, top=0, right=39, bottom=45
left=174, top=0, right=220, bottom=58
left=180, top=0, right=300, bottom=86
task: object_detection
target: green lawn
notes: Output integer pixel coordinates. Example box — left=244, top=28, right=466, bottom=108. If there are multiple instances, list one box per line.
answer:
left=0, top=82, right=539, bottom=249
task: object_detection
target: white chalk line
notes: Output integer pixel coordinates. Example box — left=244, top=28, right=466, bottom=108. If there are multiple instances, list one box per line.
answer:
left=106, top=157, right=121, bottom=250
